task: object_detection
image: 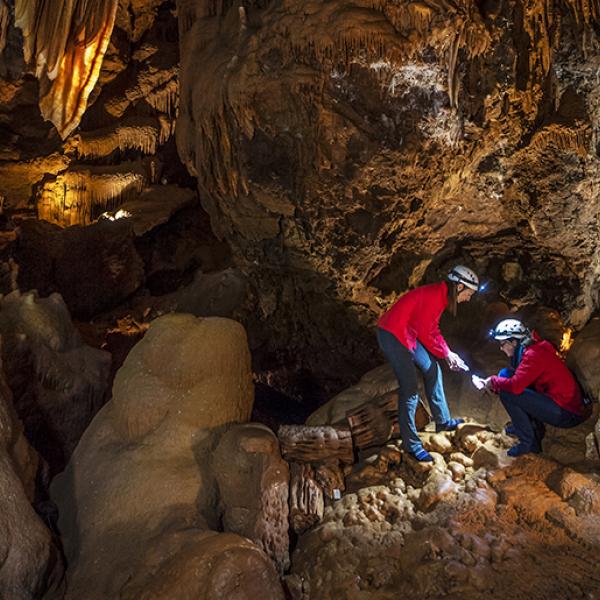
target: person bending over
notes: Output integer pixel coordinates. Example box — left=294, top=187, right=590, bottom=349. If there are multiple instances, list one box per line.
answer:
left=377, top=265, right=479, bottom=462
left=482, top=318, right=587, bottom=457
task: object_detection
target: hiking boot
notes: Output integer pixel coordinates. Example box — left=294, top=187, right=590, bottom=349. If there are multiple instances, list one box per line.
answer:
left=507, top=443, right=541, bottom=457
left=435, top=418, right=464, bottom=432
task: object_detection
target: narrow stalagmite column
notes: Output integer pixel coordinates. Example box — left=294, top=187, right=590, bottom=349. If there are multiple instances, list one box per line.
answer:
left=289, top=462, right=324, bottom=534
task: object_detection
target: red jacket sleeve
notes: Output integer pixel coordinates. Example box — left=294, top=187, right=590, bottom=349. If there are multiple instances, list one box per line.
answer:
left=490, top=350, right=543, bottom=395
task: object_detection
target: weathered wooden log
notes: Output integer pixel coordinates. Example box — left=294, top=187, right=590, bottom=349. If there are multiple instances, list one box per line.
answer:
left=346, top=390, right=430, bottom=449
left=314, top=461, right=345, bottom=500
left=278, top=425, right=354, bottom=465
left=289, top=462, right=324, bottom=533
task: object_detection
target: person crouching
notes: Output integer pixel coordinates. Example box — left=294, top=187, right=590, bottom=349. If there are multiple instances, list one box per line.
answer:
left=483, top=318, right=587, bottom=457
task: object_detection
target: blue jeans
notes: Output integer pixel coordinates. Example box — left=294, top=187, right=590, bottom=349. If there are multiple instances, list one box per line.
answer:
left=498, top=368, right=584, bottom=451
left=377, top=328, right=451, bottom=453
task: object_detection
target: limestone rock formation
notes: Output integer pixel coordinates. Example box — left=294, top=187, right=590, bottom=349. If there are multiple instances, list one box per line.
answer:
left=177, top=0, right=600, bottom=395
left=118, top=531, right=285, bottom=600
left=0, top=350, right=63, bottom=599
left=0, top=0, right=181, bottom=226
left=288, top=436, right=600, bottom=599
left=213, top=422, right=290, bottom=574
left=16, top=218, right=145, bottom=318
left=0, top=290, right=111, bottom=475
left=14, top=0, right=119, bottom=139
left=567, top=317, right=600, bottom=460
left=50, top=314, right=274, bottom=599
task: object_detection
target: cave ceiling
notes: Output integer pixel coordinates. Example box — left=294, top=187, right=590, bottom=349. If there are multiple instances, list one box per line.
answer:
left=1, top=0, right=600, bottom=394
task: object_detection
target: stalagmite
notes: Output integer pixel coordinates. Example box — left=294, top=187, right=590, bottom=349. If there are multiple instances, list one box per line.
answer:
left=289, top=462, right=325, bottom=533
left=14, top=0, right=119, bottom=139
left=278, top=425, right=354, bottom=465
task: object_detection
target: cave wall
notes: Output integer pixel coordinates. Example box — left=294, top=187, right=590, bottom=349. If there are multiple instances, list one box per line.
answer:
left=177, top=0, right=600, bottom=394
left=1, top=0, right=599, bottom=399
left=0, top=0, right=183, bottom=226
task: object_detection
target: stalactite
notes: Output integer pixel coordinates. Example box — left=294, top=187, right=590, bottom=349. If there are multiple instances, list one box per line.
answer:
left=567, top=0, right=600, bottom=23
left=14, top=0, right=119, bottom=139
left=65, top=119, right=167, bottom=160
left=145, top=78, right=179, bottom=118
left=104, top=67, right=179, bottom=118
left=446, top=24, right=465, bottom=109
left=176, top=0, right=197, bottom=37
left=0, top=0, right=9, bottom=54
left=529, top=124, right=590, bottom=157
left=379, top=2, right=434, bottom=35
left=37, top=170, right=146, bottom=227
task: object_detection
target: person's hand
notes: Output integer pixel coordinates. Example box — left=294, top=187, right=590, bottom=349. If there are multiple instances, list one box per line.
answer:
left=446, top=351, right=468, bottom=371
left=483, top=377, right=494, bottom=392
left=471, top=374, right=486, bottom=390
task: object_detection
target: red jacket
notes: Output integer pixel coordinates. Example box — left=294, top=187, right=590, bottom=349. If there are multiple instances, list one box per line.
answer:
left=377, top=282, right=450, bottom=359
left=490, top=335, right=583, bottom=415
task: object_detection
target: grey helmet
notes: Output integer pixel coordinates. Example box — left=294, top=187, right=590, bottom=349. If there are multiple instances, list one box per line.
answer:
left=490, top=318, right=529, bottom=341
left=447, top=265, right=479, bottom=291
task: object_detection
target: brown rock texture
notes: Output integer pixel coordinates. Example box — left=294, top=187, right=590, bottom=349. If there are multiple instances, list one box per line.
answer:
left=0, top=290, right=111, bottom=475
left=14, top=0, right=119, bottom=139
left=565, top=317, right=600, bottom=461
left=16, top=218, right=145, bottom=318
left=288, top=436, right=600, bottom=599
left=50, top=314, right=269, bottom=599
left=118, top=530, right=284, bottom=600
left=0, top=349, right=63, bottom=599
left=177, top=0, right=600, bottom=393
left=213, top=422, right=290, bottom=574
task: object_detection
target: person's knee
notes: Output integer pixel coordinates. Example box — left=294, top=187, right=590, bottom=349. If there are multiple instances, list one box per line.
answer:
left=498, top=367, right=514, bottom=378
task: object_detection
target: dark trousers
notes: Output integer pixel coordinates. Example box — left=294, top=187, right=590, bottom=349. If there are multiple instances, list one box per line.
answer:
left=498, top=367, right=585, bottom=451
left=377, top=328, right=450, bottom=453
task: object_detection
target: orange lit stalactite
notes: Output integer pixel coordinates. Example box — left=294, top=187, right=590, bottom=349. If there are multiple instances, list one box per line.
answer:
left=15, top=0, right=118, bottom=139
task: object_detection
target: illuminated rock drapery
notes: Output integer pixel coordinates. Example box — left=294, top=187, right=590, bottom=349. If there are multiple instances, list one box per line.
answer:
left=177, top=0, right=600, bottom=392
left=14, top=0, right=119, bottom=139
left=0, top=0, right=183, bottom=232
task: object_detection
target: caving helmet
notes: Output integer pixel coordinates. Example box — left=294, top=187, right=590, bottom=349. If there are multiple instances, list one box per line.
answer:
left=447, top=265, right=480, bottom=291
left=489, top=318, right=529, bottom=341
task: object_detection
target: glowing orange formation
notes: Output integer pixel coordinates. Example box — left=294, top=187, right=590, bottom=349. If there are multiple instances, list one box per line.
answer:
left=560, top=328, right=574, bottom=354
left=15, top=0, right=118, bottom=139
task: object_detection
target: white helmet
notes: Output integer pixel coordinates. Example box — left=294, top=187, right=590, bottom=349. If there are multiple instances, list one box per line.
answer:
left=447, top=265, right=479, bottom=291
left=490, top=318, right=529, bottom=341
